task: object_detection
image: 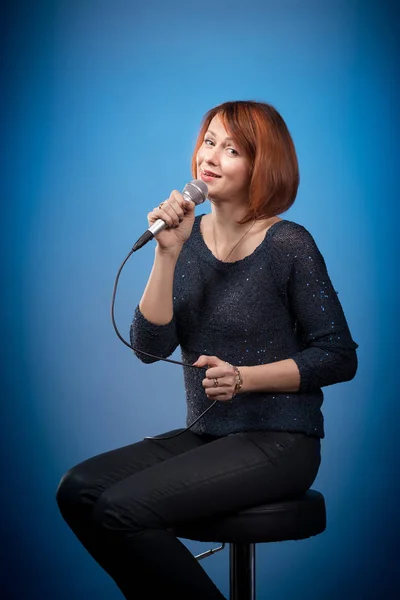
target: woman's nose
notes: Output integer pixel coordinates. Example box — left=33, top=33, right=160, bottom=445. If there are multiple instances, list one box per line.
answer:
left=205, top=146, right=219, bottom=164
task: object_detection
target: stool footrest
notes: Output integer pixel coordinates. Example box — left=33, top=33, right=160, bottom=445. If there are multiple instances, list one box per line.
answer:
left=195, top=542, right=226, bottom=561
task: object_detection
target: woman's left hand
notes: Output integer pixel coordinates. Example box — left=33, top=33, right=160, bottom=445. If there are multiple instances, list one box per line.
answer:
left=192, top=355, right=238, bottom=402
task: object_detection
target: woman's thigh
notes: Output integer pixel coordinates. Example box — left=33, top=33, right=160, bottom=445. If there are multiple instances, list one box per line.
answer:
left=94, top=430, right=321, bottom=530
left=56, top=428, right=213, bottom=509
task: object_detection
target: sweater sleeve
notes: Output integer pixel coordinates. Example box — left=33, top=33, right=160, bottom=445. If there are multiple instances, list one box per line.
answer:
left=283, top=225, right=358, bottom=392
left=129, top=305, right=180, bottom=364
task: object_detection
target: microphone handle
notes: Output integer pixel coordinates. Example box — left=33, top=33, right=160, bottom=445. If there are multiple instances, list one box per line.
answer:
left=148, top=217, right=168, bottom=237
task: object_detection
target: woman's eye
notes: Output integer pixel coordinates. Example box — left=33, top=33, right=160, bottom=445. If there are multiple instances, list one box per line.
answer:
left=204, top=138, right=214, bottom=146
left=227, top=147, right=239, bottom=156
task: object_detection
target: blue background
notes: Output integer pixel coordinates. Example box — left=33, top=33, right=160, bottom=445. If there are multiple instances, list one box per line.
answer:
left=1, top=0, right=399, bottom=598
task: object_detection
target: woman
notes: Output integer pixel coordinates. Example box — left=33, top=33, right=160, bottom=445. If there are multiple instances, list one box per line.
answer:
left=56, top=101, right=358, bottom=599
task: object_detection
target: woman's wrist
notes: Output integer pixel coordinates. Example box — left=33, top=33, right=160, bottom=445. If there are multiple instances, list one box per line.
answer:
left=155, top=245, right=182, bottom=262
left=232, top=366, right=244, bottom=394
left=237, top=360, right=300, bottom=394
left=237, top=366, right=250, bottom=393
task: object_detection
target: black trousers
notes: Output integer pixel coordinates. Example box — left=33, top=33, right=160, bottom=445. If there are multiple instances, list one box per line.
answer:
left=56, top=428, right=321, bottom=599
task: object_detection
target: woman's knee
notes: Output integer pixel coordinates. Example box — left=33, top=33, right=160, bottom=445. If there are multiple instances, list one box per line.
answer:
left=91, top=487, right=131, bottom=532
left=55, top=466, right=94, bottom=520
left=92, top=486, right=151, bottom=535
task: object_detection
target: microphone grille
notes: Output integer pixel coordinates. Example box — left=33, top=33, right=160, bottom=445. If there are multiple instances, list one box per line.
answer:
left=182, top=179, right=208, bottom=205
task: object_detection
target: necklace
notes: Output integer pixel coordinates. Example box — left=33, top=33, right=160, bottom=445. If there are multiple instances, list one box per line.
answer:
left=212, top=219, right=257, bottom=262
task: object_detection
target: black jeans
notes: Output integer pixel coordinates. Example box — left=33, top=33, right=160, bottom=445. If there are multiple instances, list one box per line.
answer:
left=56, top=428, right=321, bottom=599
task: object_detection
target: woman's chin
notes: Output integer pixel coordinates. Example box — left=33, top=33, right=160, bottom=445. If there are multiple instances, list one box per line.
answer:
left=207, top=192, right=230, bottom=204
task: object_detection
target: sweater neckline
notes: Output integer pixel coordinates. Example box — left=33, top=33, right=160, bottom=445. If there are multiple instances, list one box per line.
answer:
left=195, top=214, right=287, bottom=267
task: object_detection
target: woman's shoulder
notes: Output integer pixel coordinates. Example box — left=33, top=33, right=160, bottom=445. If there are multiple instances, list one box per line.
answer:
left=265, top=219, right=326, bottom=267
left=270, top=219, right=319, bottom=250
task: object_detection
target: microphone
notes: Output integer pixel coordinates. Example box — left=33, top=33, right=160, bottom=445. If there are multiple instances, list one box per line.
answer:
left=132, top=179, right=208, bottom=252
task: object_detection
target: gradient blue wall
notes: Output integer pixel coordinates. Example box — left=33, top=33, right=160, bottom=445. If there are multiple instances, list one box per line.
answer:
left=1, top=0, right=398, bottom=598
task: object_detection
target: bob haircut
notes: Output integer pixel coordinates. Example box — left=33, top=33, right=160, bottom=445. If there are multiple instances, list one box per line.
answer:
left=191, top=100, right=300, bottom=223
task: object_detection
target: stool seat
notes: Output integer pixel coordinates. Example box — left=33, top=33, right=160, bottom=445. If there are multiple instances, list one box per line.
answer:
left=173, top=489, right=326, bottom=544
left=173, top=490, right=326, bottom=599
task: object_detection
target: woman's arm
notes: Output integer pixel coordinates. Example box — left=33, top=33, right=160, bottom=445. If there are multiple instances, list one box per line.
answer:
left=130, top=249, right=181, bottom=364
left=130, top=192, right=196, bottom=363
left=239, top=225, right=358, bottom=395
left=274, top=224, right=358, bottom=393
left=240, top=358, right=300, bottom=393
left=193, top=355, right=301, bottom=400
left=139, top=247, right=180, bottom=325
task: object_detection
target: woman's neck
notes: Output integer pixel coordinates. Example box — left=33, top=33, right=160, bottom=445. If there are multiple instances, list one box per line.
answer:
left=209, top=201, right=250, bottom=236
left=209, top=203, right=280, bottom=238
left=200, top=202, right=282, bottom=263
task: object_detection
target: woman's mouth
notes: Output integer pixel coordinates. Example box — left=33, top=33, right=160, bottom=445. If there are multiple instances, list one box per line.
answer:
left=201, top=169, right=221, bottom=181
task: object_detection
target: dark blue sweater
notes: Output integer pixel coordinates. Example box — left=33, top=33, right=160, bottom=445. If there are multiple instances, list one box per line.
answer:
left=130, top=216, right=358, bottom=438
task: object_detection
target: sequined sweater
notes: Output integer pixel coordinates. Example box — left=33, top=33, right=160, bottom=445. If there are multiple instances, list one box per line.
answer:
left=130, top=216, right=358, bottom=438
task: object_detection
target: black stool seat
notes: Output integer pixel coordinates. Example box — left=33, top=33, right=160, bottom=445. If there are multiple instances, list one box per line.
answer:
left=173, top=490, right=326, bottom=600
left=174, top=489, right=326, bottom=543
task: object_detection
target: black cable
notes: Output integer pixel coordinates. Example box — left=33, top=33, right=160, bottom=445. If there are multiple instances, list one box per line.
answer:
left=111, top=246, right=218, bottom=440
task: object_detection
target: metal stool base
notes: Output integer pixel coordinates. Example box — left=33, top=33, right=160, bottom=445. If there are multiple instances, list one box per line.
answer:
left=230, top=543, right=255, bottom=600
left=196, top=542, right=255, bottom=600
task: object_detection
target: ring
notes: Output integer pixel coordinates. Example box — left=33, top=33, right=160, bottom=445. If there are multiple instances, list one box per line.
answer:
left=213, top=378, right=218, bottom=387
left=159, top=202, right=165, bottom=209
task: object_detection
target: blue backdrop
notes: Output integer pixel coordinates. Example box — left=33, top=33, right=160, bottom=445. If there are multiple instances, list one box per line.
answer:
left=1, top=0, right=399, bottom=598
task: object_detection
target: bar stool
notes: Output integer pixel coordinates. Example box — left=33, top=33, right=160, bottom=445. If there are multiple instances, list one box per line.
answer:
left=172, top=489, right=326, bottom=600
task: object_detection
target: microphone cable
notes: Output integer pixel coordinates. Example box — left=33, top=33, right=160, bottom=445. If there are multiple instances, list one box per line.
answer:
left=111, top=245, right=218, bottom=440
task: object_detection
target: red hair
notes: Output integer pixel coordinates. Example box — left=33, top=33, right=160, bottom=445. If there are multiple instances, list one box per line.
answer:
left=191, top=101, right=299, bottom=223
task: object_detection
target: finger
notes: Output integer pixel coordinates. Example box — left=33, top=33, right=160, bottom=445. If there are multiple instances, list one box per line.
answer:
left=202, top=376, right=232, bottom=392
left=158, top=201, right=183, bottom=228
left=207, top=361, right=236, bottom=379
left=169, top=190, right=196, bottom=215
left=205, top=388, right=233, bottom=402
left=202, top=356, right=222, bottom=370
left=166, top=192, right=188, bottom=223
left=205, top=366, right=228, bottom=380
left=202, top=377, right=222, bottom=389
left=193, top=355, right=210, bottom=367
left=166, top=198, right=186, bottom=223
left=148, top=206, right=176, bottom=228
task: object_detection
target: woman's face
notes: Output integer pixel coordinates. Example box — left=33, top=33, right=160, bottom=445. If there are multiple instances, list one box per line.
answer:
left=196, top=115, right=250, bottom=204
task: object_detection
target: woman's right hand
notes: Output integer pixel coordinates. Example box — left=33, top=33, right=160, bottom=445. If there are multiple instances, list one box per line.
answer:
left=147, top=190, right=196, bottom=253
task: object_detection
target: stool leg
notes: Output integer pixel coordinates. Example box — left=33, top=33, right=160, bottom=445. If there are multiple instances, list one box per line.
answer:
left=229, top=543, right=255, bottom=600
